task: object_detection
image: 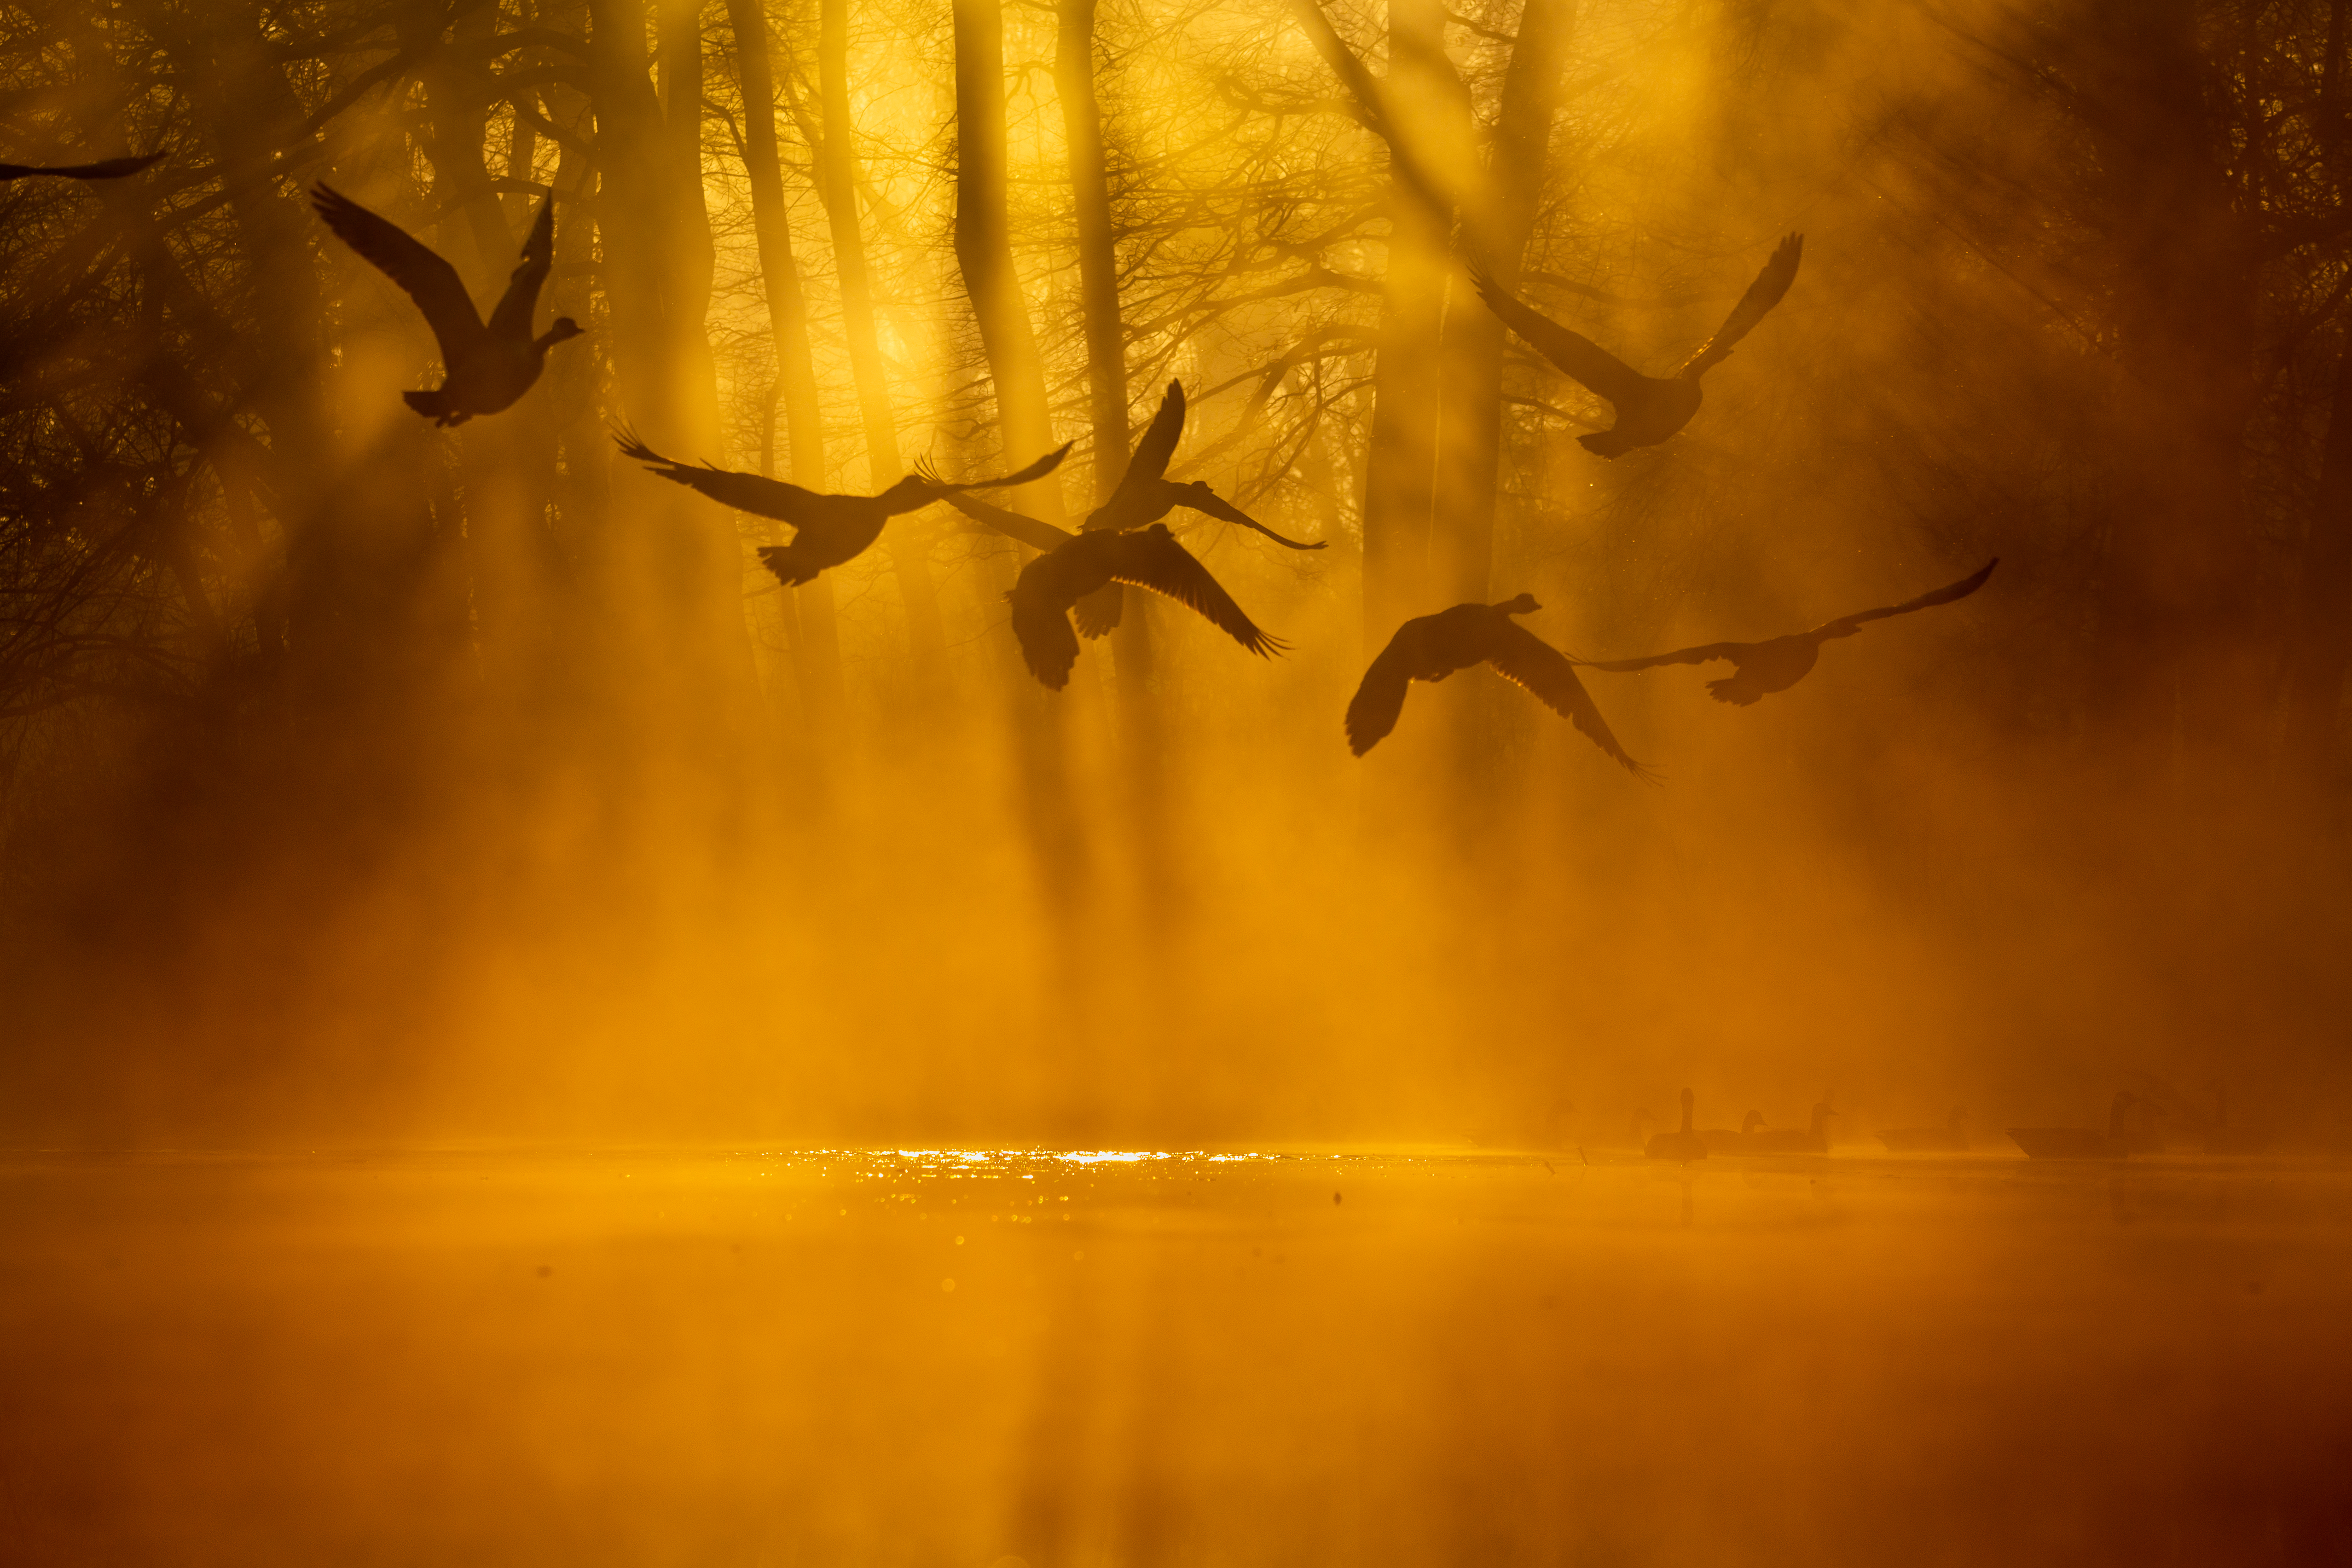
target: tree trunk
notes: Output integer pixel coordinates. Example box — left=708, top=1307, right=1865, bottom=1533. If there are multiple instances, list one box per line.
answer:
left=951, top=0, right=1066, bottom=525
left=2282, top=333, right=2352, bottom=790
left=1055, top=0, right=1166, bottom=908
left=953, top=0, right=1087, bottom=936
left=819, top=0, right=949, bottom=686
left=725, top=0, right=847, bottom=733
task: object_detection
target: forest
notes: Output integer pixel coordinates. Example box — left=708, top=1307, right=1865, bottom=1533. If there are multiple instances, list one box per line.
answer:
left=2, top=0, right=2348, bottom=1146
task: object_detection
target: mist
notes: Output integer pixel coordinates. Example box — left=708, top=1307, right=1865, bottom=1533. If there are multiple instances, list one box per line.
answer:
left=1, top=0, right=2346, bottom=1154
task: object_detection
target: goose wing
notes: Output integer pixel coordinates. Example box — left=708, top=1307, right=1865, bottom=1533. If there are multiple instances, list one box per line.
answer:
left=936, top=488, right=1075, bottom=553
left=312, top=185, right=485, bottom=361
left=1108, top=381, right=1187, bottom=503
left=1073, top=583, right=1125, bottom=639
left=1103, top=528, right=1284, bottom=657
left=1175, top=486, right=1328, bottom=550
left=1678, top=233, right=1802, bottom=377
left=614, top=426, right=828, bottom=525
left=1584, top=640, right=1751, bottom=673
left=1344, top=624, right=1422, bottom=755
left=0, top=151, right=162, bottom=181
left=1008, top=549, right=1088, bottom=689
left=484, top=191, right=556, bottom=340
left=1470, top=264, right=1646, bottom=407
left=1484, top=619, right=1650, bottom=774
left=1808, top=557, right=1998, bottom=639
left=939, top=441, right=1075, bottom=493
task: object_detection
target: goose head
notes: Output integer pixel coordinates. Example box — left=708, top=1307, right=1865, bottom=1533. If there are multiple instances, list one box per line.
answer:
left=1498, top=592, right=1541, bottom=616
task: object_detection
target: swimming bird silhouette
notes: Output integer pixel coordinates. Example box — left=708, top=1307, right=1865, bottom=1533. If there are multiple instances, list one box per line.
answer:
left=312, top=184, right=581, bottom=426
left=1008, top=524, right=1285, bottom=690
left=1585, top=558, right=1997, bottom=706
left=1645, top=1088, right=1709, bottom=1163
left=1751, top=1095, right=1837, bottom=1154
left=620, top=437, right=1071, bottom=587
left=2009, top=1093, right=2151, bottom=1160
left=1346, top=595, right=1648, bottom=773
left=0, top=151, right=162, bottom=181
left=1702, top=1110, right=1768, bottom=1153
left=1472, top=234, right=1802, bottom=457
left=1879, top=1108, right=1970, bottom=1153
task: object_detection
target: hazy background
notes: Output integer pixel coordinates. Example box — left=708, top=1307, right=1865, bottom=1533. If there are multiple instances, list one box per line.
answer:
left=1, top=0, right=2345, bottom=1149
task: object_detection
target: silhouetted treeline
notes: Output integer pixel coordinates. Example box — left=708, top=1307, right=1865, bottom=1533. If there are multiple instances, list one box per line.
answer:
left=0, top=0, right=2346, bottom=1143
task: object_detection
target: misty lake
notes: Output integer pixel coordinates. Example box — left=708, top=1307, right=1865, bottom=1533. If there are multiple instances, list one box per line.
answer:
left=4, top=1148, right=2348, bottom=1567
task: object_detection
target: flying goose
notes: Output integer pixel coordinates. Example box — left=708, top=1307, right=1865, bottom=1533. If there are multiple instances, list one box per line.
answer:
left=619, top=437, right=1071, bottom=587
left=0, top=151, right=162, bottom=181
left=1472, top=234, right=1802, bottom=457
left=1008, top=525, right=1285, bottom=690
left=312, top=184, right=581, bottom=426
left=1345, top=595, right=1648, bottom=774
left=1586, top=559, right=1997, bottom=706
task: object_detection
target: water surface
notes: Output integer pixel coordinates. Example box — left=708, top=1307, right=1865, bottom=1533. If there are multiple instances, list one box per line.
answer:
left=5, top=1148, right=2348, bottom=1566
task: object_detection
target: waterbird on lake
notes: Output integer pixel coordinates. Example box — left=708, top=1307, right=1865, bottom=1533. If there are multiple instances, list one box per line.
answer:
left=1472, top=234, right=1802, bottom=458
left=1645, top=1088, right=1709, bottom=1163
left=0, top=151, right=162, bottom=181
left=312, top=184, right=579, bottom=427
left=1346, top=596, right=1650, bottom=774
left=1701, top=1110, right=1768, bottom=1154
left=1584, top=558, right=1998, bottom=706
left=620, top=437, right=1072, bottom=587
left=1750, top=1095, right=1837, bottom=1154
left=2009, top=1092, right=2153, bottom=1160
left=1008, top=524, right=1285, bottom=690
left=1879, top=1108, right=1970, bottom=1153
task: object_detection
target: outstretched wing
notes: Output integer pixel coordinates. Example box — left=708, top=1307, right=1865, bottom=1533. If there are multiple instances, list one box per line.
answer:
left=1678, top=232, right=1803, bottom=377
left=1104, top=528, right=1285, bottom=657
left=312, top=185, right=485, bottom=361
left=614, top=425, right=827, bottom=525
left=936, top=489, right=1075, bottom=552
left=1008, top=559, right=1085, bottom=689
left=1484, top=620, right=1651, bottom=775
left=485, top=190, right=556, bottom=340
left=1344, top=629, right=1420, bottom=756
left=1073, top=583, right=1125, bottom=639
left=1809, top=557, right=1998, bottom=639
left=943, top=441, right=1075, bottom=493
left=1584, top=640, right=1752, bottom=673
left=1175, top=486, right=1327, bottom=550
left=0, top=151, right=162, bottom=181
left=1108, top=381, right=1187, bottom=503
left=1470, top=264, right=1647, bottom=407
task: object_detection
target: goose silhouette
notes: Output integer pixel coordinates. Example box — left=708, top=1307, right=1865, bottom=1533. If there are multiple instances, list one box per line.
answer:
left=312, top=184, right=581, bottom=426
left=1645, top=1088, right=1709, bottom=1163
left=1586, top=559, right=1997, bottom=706
left=1347, top=595, right=1649, bottom=773
left=618, top=435, right=1070, bottom=587
left=0, top=151, right=162, bottom=181
left=1008, top=524, right=1286, bottom=690
left=1472, top=234, right=1802, bottom=457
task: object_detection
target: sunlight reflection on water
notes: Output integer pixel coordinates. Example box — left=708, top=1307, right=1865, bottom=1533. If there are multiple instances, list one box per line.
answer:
left=4, top=1148, right=2349, bottom=1566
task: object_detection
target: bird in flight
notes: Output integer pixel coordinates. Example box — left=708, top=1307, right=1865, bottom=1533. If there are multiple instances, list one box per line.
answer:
left=1346, top=595, right=1649, bottom=774
left=313, top=184, right=581, bottom=427
left=1472, top=233, right=1802, bottom=458
left=1010, top=379, right=1324, bottom=638
left=0, top=151, right=162, bottom=181
left=618, top=435, right=1071, bottom=587
left=1584, top=558, right=1997, bottom=706
left=1008, top=525, right=1286, bottom=690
